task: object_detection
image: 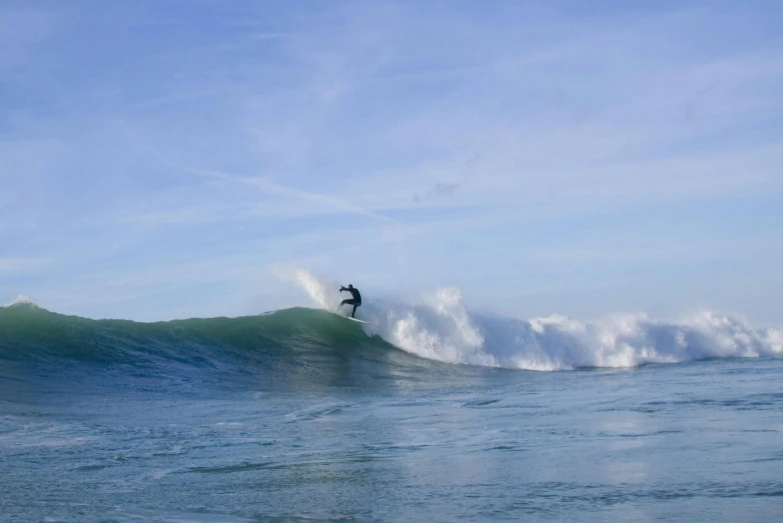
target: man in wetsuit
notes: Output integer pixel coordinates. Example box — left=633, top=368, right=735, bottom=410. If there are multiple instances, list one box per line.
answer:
left=338, top=284, right=362, bottom=318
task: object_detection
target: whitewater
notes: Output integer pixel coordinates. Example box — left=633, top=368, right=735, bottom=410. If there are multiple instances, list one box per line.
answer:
left=2, top=272, right=783, bottom=522
left=280, top=267, right=783, bottom=371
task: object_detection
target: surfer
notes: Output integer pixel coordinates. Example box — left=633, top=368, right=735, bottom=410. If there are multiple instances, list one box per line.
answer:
left=338, top=284, right=362, bottom=318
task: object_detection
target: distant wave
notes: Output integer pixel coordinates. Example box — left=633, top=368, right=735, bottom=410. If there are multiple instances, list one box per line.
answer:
left=279, top=267, right=783, bottom=371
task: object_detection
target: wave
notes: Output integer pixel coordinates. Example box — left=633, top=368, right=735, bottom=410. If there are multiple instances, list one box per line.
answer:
left=279, top=268, right=783, bottom=371
left=0, top=300, right=358, bottom=364
left=0, top=300, right=447, bottom=392
left=2, top=271, right=782, bottom=383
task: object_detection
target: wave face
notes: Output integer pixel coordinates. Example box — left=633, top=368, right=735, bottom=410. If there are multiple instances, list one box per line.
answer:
left=0, top=301, right=446, bottom=391
left=280, top=268, right=783, bottom=371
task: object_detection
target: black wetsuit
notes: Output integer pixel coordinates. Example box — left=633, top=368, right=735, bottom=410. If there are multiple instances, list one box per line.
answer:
left=339, top=286, right=362, bottom=318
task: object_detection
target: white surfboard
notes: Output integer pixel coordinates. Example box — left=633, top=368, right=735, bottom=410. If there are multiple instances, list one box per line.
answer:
left=346, top=317, right=372, bottom=324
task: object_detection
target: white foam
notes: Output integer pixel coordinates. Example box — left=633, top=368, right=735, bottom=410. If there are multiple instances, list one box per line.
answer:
left=281, top=267, right=783, bottom=371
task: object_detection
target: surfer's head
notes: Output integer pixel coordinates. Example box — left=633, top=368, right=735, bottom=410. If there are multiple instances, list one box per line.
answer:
left=348, top=284, right=353, bottom=289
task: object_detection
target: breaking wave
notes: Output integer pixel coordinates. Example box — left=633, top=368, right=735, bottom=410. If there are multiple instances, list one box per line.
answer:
left=279, top=268, right=783, bottom=371
left=1, top=270, right=781, bottom=386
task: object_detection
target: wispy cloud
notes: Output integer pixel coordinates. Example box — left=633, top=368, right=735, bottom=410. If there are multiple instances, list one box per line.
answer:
left=130, top=139, right=401, bottom=224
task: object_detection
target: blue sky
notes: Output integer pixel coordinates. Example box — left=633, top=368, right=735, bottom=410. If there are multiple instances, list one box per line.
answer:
left=1, top=0, right=782, bottom=322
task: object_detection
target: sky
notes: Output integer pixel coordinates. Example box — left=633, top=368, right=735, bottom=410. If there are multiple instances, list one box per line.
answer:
left=1, top=0, right=782, bottom=323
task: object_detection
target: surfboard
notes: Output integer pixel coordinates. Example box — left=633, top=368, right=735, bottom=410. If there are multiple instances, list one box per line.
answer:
left=332, top=309, right=372, bottom=324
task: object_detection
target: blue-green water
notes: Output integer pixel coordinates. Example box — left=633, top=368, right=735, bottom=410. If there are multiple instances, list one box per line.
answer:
left=1, top=304, right=782, bottom=522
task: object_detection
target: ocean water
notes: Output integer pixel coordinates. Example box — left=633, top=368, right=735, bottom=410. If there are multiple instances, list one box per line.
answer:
left=2, top=275, right=783, bottom=522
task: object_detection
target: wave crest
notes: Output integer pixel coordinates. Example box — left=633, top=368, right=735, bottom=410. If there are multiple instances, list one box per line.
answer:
left=2, top=295, right=41, bottom=309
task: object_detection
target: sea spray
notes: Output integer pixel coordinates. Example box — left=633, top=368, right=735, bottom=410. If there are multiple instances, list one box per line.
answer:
left=283, top=268, right=783, bottom=370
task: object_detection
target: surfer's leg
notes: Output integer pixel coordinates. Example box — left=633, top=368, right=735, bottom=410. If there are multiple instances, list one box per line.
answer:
left=339, top=299, right=356, bottom=315
left=351, top=302, right=357, bottom=318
